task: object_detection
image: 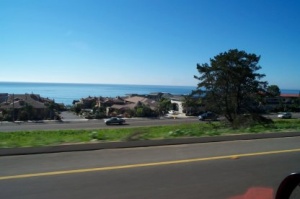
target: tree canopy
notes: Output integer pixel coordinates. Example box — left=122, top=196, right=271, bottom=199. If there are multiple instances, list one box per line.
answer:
left=194, top=49, right=269, bottom=126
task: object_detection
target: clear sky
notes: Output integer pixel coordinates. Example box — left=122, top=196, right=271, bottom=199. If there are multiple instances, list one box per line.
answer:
left=1, top=0, right=299, bottom=89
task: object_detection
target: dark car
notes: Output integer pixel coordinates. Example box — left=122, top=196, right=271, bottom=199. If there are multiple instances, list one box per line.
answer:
left=104, top=117, right=126, bottom=125
left=275, top=172, right=300, bottom=199
left=198, top=112, right=218, bottom=121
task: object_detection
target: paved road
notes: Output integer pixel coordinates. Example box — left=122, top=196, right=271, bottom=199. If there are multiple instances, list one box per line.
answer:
left=0, top=117, right=199, bottom=132
left=1, top=137, right=300, bottom=199
left=1, top=112, right=299, bottom=132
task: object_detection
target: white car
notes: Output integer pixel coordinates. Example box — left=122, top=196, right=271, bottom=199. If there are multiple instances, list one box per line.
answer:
left=277, top=112, right=292, bottom=119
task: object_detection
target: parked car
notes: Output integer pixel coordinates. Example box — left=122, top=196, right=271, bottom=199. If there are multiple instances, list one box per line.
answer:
left=277, top=112, right=292, bottom=119
left=104, top=117, right=126, bottom=125
left=198, top=112, right=218, bottom=121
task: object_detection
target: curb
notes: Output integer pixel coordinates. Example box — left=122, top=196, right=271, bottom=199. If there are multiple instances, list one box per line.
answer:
left=1, top=132, right=300, bottom=156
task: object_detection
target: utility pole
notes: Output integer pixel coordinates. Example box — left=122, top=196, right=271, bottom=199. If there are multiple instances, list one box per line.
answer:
left=11, top=93, right=16, bottom=122
left=12, top=93, right=15, bottom=122
left=298, top=91, right=300, bottom=112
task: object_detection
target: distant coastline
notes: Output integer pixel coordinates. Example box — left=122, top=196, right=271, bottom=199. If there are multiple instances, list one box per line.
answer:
left=0, top=82, right=299, bottom=105
left=280, top=89, right=300, bottom=94
left=1, top=81, right=298, bottom=91
left=0, top=81, right=196, bottom=88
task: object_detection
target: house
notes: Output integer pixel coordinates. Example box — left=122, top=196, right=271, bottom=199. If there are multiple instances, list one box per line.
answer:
left=95, top=97, right=125, bottom=108
left=170, top=96, right=185, bottom=114
left=147, top=92, right=164, bottom=100
left=74, top=96, right=97, bottom=109
left=0, top=93, right=58, bottom=120
left=105, top=96, right=159, bottom=117
left=123, top=96, right=158, bottom=110
left=0, top=94, right=47, bottom=109
left=280, top=94, right=300, bottom=103
left=0, top=93, right=8, bottom=103
left=263, top=93, right=300, bottom=111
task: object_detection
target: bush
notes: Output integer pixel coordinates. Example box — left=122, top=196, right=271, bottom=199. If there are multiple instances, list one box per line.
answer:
left=89, top=131, right=106, bottom=140
left=123, top=131, right=146, bottom=141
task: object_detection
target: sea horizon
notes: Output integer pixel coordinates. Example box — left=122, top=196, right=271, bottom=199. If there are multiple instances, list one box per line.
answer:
left=0, top=82, right=197, bottom=105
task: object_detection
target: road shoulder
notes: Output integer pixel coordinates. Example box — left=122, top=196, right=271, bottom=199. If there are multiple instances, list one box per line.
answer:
left=1, top=131, right=300, bottom=156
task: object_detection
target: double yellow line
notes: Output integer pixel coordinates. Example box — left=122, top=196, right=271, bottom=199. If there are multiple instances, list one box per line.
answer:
left=1, top=148, right=300, bottom=181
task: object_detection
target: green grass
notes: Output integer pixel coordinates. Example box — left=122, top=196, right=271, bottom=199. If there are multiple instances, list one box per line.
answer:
left=1, top=119, right=300, bottom=148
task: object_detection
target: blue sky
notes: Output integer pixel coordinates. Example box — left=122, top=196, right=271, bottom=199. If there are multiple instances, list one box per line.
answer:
left=1, top=0, right=299, bottom=89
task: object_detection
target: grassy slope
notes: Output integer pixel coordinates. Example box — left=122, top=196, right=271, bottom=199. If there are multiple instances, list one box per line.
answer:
left=0, top=119, right=300, bottom=148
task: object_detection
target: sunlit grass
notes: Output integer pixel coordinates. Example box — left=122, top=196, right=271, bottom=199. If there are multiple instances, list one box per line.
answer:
left=0, top=119, right=299, bottom=148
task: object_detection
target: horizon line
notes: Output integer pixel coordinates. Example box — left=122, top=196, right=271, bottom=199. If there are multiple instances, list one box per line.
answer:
left=1, top=81, right=299, bottom=91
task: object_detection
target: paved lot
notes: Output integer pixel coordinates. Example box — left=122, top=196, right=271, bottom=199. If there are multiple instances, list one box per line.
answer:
left=60, top=111, right=85, bottom=121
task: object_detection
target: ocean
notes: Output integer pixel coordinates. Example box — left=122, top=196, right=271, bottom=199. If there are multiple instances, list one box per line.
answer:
left=0, top=82, right=299, bottom=105
left=0, top=82, right=196, bottom=105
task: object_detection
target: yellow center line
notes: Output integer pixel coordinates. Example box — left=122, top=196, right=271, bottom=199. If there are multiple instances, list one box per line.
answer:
left=1, top=148, right=300, bottom=181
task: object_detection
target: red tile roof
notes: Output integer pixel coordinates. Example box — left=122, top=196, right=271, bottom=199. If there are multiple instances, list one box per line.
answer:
left=280, top=94, right=300, bottom=98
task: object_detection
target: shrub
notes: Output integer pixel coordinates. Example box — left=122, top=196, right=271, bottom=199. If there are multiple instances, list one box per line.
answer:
left=89, top=131, right=106, bottom=140
left=123, top=131, right=146, bottom=141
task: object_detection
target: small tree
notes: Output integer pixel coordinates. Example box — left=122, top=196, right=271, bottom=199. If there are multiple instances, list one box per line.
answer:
left=267, top=85, right=281, bottom=97
left=157, top=98, right=171, bottom=116
left=182, top=95, right=203, bottom=116
left=266, top=85, right=282, bottom=111
left=18, top=103, right=35, bottom=120
left=73, top=104, right=82, bottom=115
left=93, top=107, right=106, bottom=119
left=194, top=49, right=270, bottom=127
left=134, top=104, right=156, bottom=117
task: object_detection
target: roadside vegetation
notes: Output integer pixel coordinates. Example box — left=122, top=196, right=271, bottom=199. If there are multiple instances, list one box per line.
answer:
left=1, top=119, right=300, bottom=148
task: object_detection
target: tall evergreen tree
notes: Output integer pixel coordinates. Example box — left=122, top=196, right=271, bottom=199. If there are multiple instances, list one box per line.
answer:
left=194, top=49, right=269, bottom=126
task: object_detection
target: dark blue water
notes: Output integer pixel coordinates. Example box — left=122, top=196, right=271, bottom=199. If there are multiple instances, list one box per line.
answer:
left=0, top=82, right=196, bottom=105
left=281, top=89, right=300, bottom=95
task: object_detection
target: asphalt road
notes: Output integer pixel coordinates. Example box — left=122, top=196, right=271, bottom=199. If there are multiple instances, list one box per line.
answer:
left=1, top=136, right=300, bottom=199
left=0, top=117, right=199, bottom=132
left=1, top=112, right=299, bottom=132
